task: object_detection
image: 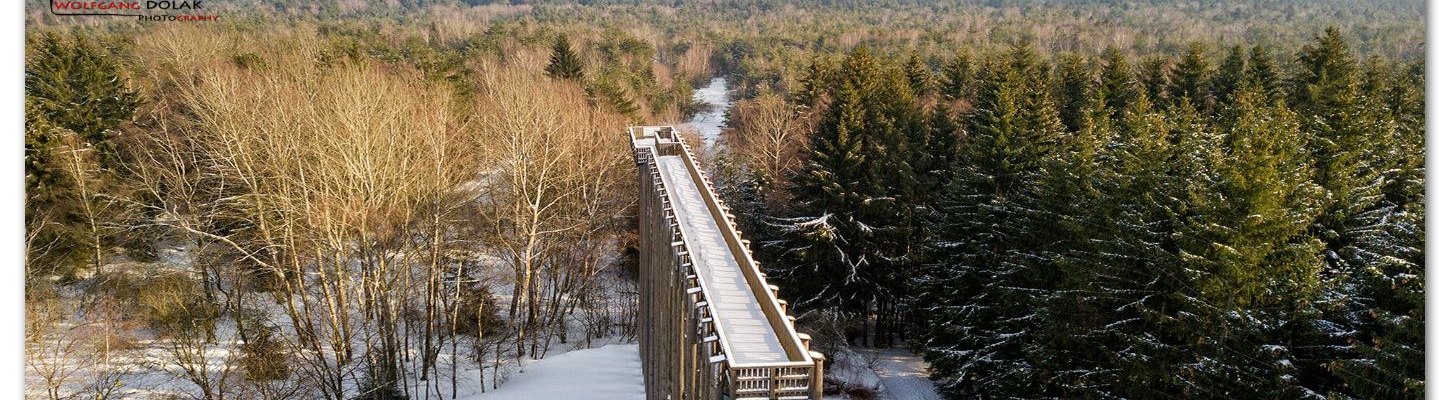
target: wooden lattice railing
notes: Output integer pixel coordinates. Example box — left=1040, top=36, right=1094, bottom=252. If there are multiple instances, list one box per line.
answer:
left=631, top=126, right=825, bottom=400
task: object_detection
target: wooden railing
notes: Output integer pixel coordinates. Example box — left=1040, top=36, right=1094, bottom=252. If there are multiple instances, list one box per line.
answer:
left=631, top=126, right=825, bottom=400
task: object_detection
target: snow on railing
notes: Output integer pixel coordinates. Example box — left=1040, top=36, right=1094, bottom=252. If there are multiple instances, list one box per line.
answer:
left=630, top=126, right=824, bottom=399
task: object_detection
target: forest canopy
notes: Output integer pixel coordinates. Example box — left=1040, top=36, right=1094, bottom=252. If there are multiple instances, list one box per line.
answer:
left=22, top=0, right=1424, bottom=399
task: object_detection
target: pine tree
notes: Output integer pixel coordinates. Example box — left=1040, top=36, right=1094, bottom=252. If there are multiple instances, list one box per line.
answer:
left=1378, top=56, right=1426, bottom=208
left=1139, top=55, right=1173, bottom=110
left=544, top=35, right=585, bottom=81
left=917, top=44, right=1065, bottom=397
left=903, top=53, right=935, bottom=98
left=1213, top=44, right=1247, bottom=109
left=1170, top=43, right=1214, bottom=112
left=940, top=50, right=975, bottom=102
left=1246, top=44, right=1283, bottom=100
left=1099, top=47, right=1141, bottom=119
left=1054, top=54, right=1094, bottom=132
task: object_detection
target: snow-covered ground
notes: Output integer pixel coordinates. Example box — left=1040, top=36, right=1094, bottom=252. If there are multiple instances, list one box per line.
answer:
left=827, top=347, right=886, bottom=396
left=684, top=77, right=729, bottom=148
left=861, top=348, right=942, bottom=400
left=463, top=344, right=644, bottom=400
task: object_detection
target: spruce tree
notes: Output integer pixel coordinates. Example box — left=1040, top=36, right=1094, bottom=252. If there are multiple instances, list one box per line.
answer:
left=1291, top=27, right=1394, bottom=276
left=794, top=56, right=836, bottom=108
left=1246, top=44, right=1283, bottom=100
left=26, top=31, right=137, bottom=171
left=25, top=31, right=137, bottom=278
left=1139, top=55, right=1173, bottom=110
left=1328, top=196, right=1424, bottom=399
left=544, top=35, right=585, bottom=81
left=1054, top=54, right=1094, bottom=132
left=1213, top=44, right=1247, bottom=109
left=922, top=103, right=959, bottom=193
left=588, top=74, right=639, bottom=118
left=862, top=57, right=931, bottom=345
left=1169, top=43, right=1214, bottom=112
left=779, top=70, right=868, bottom=312
left=1099, top=47, right=1141, bottom=119
left=1071, top=95, right=1201, bottom=398
left=940, top=50, right=975, bottom=102
left=904, top=53, right=935, bottom=97
left=917, top=44, right=1064, bottom=397
left=1177, top=88, right=1326, bottom=398
left=1289, top=28, right=1426, bottom=398
left=1031, top=90, right=1114, bottom=397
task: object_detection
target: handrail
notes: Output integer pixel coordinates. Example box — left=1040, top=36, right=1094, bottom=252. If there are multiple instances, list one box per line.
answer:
left=672, top=140, right=813, bottom=365
left=631, top=125, right=813, bottom=366
left=632, top=125, right=824, bottom=399
left=635, top=133, right=736, bottom=364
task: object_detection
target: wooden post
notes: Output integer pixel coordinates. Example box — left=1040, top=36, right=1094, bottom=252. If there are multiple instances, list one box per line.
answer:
left=810, top=351, right=826, bottom=400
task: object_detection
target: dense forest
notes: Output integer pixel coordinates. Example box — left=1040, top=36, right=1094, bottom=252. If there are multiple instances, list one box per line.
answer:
left=24, top=1, right=1423, bottom=399
left=722, top=29, right=1424, bottom=399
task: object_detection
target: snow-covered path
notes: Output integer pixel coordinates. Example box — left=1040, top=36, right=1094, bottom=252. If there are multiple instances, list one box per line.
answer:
left=862, top=348, right=942, bottom=400
left=684, top=77, right=729, bottom=148
left=464, top=344, right=644, bottom=400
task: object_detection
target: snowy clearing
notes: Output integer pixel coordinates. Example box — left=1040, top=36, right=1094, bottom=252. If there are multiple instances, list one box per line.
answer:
left=685, top=77, right=729, bottom=148
left=861, top=348, right=942, bottom=400
left=463, top=344, right=644, bottom=400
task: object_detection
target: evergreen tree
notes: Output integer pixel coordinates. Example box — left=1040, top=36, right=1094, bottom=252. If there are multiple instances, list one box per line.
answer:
left=1099, top=47, right=1141, bottom=119
left=779, top=64, right=870, bottom=312
left=921, top=103, right=960, bottom=194
left=1054, top=53, right=1094, bottom=132
left=1213, top=44, right=1247, bottom=109
left=1377, top=57, right=1426, bottom=208
left=865, top=57, right=932, bottom=345
left=545, top=35, right=585, bottom=81
left=940, top=50, right=976, bottom=102
left=1246, top=44, right=1283, bottom=100
left=794, top=55, right=837, bottom=108
left=1291, top=28, right=1426, bottom=398
left=1170, top=43, right=1214, bottom=112
left=26, top=31, right=137, bottom=171
left=904, top=53, right=935, bottom=97
left=1176, top=88, right=1326, bottom=398
left=588, top=74, right=640, bottom=118
left=1327, top=197, right=1424, bottom=399
left=917, top=44, right=1065, bottom=397
left=1028, top=90, right=1114, bottom=396
left=780, top=47, right=928, bottom=345
left=25, top=31, right=137, bottom=278
left=1139, top=55, right=1173, bottom=110
left=1291, top=27, right=1394, bottom=276
left=1092, top=96, right=1199, bottom=399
